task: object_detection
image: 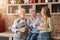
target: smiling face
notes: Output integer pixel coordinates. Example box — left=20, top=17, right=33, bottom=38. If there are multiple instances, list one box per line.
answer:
left=31, top=10, right=37, bottom=19
left=40, top=7, right=51, bottom=17
left=21, top=13, right=26, bottom=18
left=20, top=8, right=26, bottom=19
left=41, top=8, right=46, bottom=17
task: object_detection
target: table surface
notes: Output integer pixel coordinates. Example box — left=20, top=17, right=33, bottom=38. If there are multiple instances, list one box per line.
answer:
left=0, top=30, right=60, bottom=39
left=0, top=30, right=13, bottom=37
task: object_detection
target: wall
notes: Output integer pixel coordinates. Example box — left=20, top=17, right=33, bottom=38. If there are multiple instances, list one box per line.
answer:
left=52, top=14, right=60, bottom=35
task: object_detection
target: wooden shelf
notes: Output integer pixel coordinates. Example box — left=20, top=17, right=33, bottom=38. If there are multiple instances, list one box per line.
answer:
left=51, top=13, right=60, bottom=14
left=8, top=4, right=20, bottom=6
left=7, top=13, right=19, bottom=15
left=20, top=4, right=34, bottom=5
left=50, top=2, right=60, bottom=4
left=7, top=0, right=60, bottom=15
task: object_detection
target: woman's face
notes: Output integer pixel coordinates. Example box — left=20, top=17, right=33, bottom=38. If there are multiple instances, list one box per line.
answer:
left=41, top=9, right=46, bottom=16
left=31, top=11, right=37, bottom=18
left=21, top=13, right=26, bottom=18
left=20, top=10, right=26, bottom=18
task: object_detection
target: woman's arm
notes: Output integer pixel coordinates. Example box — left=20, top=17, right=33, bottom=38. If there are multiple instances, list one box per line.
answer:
left=37, top=18, right=54, bottom=32
left=46, top=18, right=54, bottom=32
left=11, top=19, right=25, bottom=33
left=27, top=18, right=33, bottom=30
left=11, top=19, right=18, bottom=33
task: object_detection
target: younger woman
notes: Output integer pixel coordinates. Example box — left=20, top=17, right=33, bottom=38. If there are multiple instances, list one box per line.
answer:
left=37, top=7, right=53, bottom=40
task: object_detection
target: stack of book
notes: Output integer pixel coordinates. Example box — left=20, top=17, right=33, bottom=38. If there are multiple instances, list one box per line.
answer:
left=16, top=0, right=20, bottom=4
left=35, top=0, right=58, bottom=3
left=10, top=0, right=58, bottom=4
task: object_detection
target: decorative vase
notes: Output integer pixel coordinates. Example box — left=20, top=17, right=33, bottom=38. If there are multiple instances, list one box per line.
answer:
left=10, top=0, right=16, bottom=4
left=30, top=0, right=35, bottom=3
left=24, top=0, right=29, bottom=4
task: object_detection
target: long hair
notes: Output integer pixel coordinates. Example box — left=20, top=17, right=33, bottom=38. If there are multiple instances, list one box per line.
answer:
left=41, top=7, right=51, bottom=17
left=40, top=7, right=51, bottom=27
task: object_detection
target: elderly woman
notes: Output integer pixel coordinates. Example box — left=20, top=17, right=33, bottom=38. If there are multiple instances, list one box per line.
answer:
left=11, top=8, right=29, bottom=40
left=27, top=10, right=40, bottom=40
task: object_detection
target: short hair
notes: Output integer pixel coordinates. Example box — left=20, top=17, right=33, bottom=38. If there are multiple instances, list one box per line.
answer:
left=20, top=8, right=26, bottom=14
left=31, top=10, right=36, bottom=14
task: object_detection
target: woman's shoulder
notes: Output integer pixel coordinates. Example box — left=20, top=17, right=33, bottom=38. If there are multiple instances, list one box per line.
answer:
left=47, top=17, right=53, bottom=22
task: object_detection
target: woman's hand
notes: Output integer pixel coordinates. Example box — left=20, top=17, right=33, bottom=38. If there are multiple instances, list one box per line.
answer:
left=30, top=24, right=33, bottom=26
left=37, top=26, right=46, bottom=30
left=33, top=23, right=38, bottom=27
left=16, top=28, right=25, bottom=32
left=21, top=28, right=25, bottom=32
left=16, top=29, right=20, bottom=32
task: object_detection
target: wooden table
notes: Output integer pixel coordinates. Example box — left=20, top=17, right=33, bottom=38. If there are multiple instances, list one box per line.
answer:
left=0, top=30, right=60, bottom=40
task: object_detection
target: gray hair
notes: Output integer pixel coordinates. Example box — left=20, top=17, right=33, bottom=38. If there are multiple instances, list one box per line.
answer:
left=20, top=8, right=26, bottom=14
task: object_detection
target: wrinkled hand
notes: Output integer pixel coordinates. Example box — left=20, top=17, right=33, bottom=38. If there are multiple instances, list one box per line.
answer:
left=16, top=28, right=25, bottom=32
left=16, top=29, right=20, bottom=32
left=30, top=24, right=33, bottom=26
left=20, top=28, right=25, bottom=32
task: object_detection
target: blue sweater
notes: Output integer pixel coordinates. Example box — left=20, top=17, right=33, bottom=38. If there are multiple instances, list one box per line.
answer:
left=28, top=18, right=40, bottom=33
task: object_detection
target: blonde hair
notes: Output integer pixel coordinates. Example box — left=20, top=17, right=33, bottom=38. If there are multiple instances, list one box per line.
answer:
left=41, top=7, right=51, bottom=17
left=40, top=7, right=51, bottom=27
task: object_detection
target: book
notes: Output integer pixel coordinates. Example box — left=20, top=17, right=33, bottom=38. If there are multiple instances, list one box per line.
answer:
left=38, top=0, right=41, bottom=3
left=21, top=0, right=24, bottom=4
left=41, top=0, right=45, bottom=3
left=16, top=0, right=20, bottom=4
left=45, top=0, right=48, bottom=3
left=35, top=0, right=38, bottom=3
left=48, top=0, right=52, bottom=2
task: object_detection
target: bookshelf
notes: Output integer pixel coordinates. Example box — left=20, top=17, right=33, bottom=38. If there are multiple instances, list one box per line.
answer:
left=7, top=0, right=60, bottom=15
